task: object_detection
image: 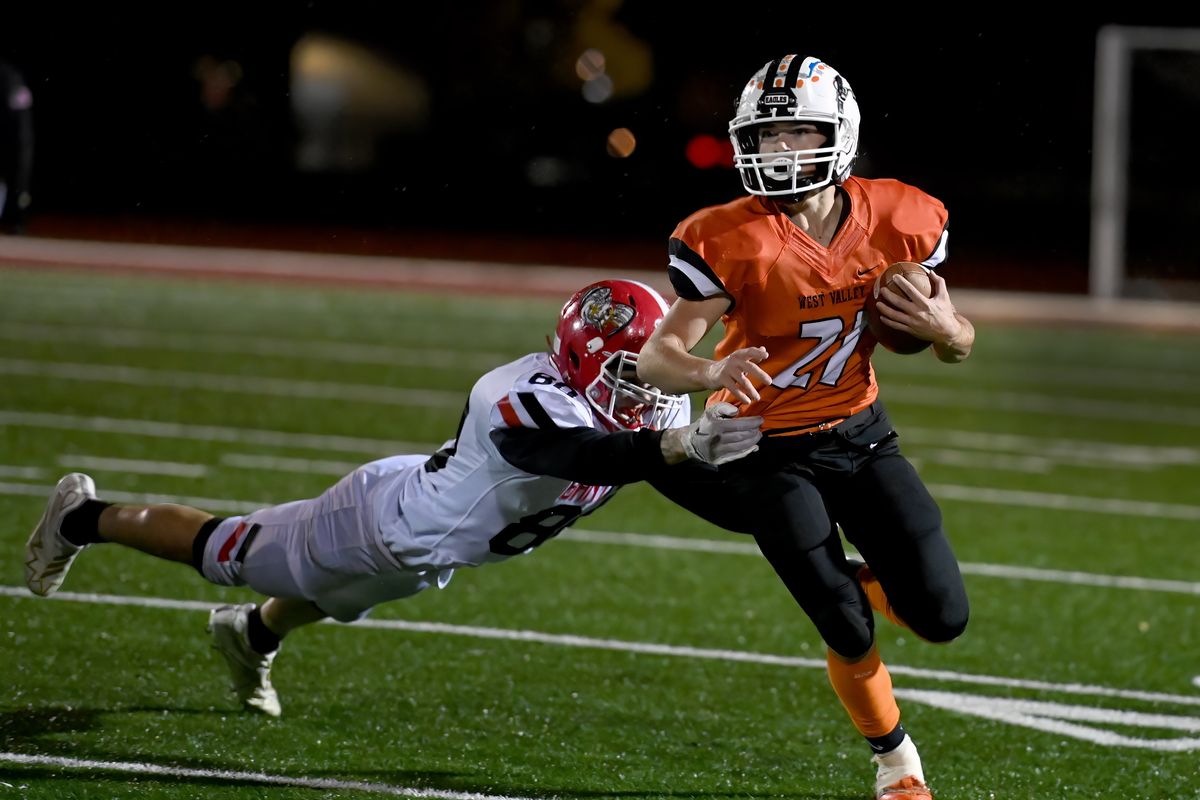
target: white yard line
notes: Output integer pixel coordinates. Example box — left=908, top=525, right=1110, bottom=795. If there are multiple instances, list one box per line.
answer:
left=2, top=479, right=1197, bottom=595
left=907, top=450, right=1055, bottom=474
left=884, top=384, right=1200, bottom=427
left=0, top=321, right=512, bottom=371
left=6, top=320, right=1199, bottom=394
left=8, top=353, right=1199, bottom=424
left=563, top=530, right=1200, bottom=595
left=0, top=751, right=542, bottom=800
left=2, top=585, right=1197, bottom=710
left=900, top=428, right=1199, bottom=467
left=7, top=407, right=1193, bottom=469
left=0, top=465, right=45, bottom=479
left=220, top=453, right=364, bottom=474
left=0, top=481, right=266, bottom=514
left=58, top=454, right=209, bottom=479
left=6, top=463, right=1199, bottom=524
left=875, top=358, right=1200, bottom=394
left=924, top=483, right=1200, bottom=521
left=0, top=410, right=428, bottom=455
left=0, top=358, right=465, bottom=409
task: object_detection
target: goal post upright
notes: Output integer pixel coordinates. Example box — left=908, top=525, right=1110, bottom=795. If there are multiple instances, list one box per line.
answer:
left=1090, top=25, right=1200, bottom=300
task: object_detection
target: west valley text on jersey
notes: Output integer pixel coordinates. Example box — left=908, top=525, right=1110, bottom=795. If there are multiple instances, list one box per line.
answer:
left=800, top=283, right=867, bottom=310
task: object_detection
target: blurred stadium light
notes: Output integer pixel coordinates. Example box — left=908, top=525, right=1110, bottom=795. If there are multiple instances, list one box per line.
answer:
left=291, top=33, right=430, bottom=173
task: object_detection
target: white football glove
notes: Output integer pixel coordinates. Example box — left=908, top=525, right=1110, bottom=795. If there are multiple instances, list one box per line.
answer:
left=680, top=402, right=763, bottom=465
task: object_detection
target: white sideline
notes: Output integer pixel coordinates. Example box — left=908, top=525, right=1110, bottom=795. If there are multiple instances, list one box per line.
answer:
left=0, top=751, right=542, bottom=800
left=3, top=584, right=1198, bottom=709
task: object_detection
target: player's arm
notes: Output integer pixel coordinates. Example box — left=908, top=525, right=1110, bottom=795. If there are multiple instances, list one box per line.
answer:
left=883, top=199, right=974, bottom=364
left=932, top=307, right=974, bottom=363
left=637, top=297, right=771, bottom=404
left=493, top=426, right=671, bottom=484
left=879, top=271, right=974, bottom=363
left=492, top=404, right=762, bottom=482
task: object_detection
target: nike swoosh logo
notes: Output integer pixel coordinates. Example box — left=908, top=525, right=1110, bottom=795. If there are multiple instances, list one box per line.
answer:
left=856, top=264, right=884, bottom=278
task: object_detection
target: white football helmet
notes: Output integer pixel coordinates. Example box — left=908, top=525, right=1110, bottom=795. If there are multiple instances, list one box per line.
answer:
left=729, top=55, right=860, bottom=198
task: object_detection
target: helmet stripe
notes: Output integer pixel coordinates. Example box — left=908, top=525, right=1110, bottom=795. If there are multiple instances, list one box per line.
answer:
left=760, top=57, right=782, bottom=93
left=783, top=55, right=805, bottom=89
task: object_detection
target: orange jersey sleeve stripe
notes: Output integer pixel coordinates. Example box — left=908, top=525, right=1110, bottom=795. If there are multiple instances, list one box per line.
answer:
left=496, top=397, right=522, bottom=428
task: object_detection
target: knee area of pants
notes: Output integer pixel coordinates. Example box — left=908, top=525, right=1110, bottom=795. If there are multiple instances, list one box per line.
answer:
left=913, top=608, right=969, bottom=643
left=814, top=609, right=874, bottom=657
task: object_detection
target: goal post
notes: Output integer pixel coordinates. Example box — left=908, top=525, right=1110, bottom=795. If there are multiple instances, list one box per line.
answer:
left=1090, top=25, right=1200, bottom=299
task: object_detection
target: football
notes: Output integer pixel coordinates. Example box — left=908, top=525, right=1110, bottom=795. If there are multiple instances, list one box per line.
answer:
left=864, top=261, right=934, bottom=354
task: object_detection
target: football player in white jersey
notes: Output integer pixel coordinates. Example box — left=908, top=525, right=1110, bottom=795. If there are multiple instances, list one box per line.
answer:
left=24, top=279, right=763, bottom=717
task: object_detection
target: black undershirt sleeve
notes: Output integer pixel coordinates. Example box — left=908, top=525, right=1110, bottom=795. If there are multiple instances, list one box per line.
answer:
left=490, top=426, right=670, bottom=485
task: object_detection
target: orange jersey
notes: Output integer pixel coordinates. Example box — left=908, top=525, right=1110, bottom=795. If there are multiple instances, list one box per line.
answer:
left=668, top=177, right=949, bottom=435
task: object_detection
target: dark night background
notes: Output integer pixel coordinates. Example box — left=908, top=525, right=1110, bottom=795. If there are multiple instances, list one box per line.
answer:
left=3, top=5, right=1200, bottom=294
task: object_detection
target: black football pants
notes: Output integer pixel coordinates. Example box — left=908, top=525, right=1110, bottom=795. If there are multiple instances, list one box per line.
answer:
left=649, top=402, right=969, bottom=658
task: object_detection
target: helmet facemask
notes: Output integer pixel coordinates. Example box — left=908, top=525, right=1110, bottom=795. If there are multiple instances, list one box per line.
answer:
left=587, top=351, right=685, bottom=431
left=733, top=121, right=839, bottom=198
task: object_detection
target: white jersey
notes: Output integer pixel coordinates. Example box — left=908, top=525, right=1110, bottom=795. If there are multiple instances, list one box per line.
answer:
left=372, top=352, right=689, bottom=571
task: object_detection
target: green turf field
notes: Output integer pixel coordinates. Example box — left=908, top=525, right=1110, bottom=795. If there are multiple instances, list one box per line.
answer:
left=1, top=266, right=1197, bottom=799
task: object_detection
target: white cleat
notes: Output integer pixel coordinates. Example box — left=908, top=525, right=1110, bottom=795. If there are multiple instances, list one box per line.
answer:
left=207, top=603, right=282, bottom=717
left=873, top=735, right=933, bottom=799
left=25, top=472, right=96, bottom=597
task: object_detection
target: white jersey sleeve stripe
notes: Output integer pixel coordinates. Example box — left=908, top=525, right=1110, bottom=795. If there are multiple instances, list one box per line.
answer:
left=922, top=228, right=949, bottom=269
left=668, top=254, right=725, bottom=298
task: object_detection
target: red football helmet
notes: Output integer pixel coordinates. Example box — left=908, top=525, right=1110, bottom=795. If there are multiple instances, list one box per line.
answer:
left=552, top=279, right=686, bottom=431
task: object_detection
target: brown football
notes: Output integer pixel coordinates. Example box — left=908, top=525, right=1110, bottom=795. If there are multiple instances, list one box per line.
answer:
left=864, top=261, right=934, bottom=354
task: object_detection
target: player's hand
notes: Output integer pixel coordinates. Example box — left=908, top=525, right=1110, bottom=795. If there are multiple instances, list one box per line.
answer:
left=702, top=346, right=771, bottom=404
left=676, top=401, right=764, bottom=465
left=877, top=271, right=964, bottom=344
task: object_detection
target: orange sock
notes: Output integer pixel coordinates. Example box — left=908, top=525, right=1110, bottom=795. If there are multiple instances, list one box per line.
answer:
left=858, top=563, right=909, bottom=630
left=826, top=645, right=901, bottom=737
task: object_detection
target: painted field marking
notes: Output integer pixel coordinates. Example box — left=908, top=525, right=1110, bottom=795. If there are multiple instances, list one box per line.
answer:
left=2, top=586, right=1196, bottom=752
left=894, top=689, right=1200, bottom=752
left=0, top=358, right=464, bottom=409
left=7, top=319, right=1199, bottom=394
left=0, top=321, right=512, bottom=371
left=2, top=481, right=1198, bottom=596
left=0, top=751, right=541, bottom=799
left=4, top=409, right=1197, bottom=468
left=58, top=454, right=208, bottom=479
left=9, top=349, right=1200, bottom=427
left=0, top=410, right=425, bottom=455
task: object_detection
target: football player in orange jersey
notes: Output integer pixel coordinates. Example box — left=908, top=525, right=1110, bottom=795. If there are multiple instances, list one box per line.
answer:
left=638, top=55, right=976, bottom=800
